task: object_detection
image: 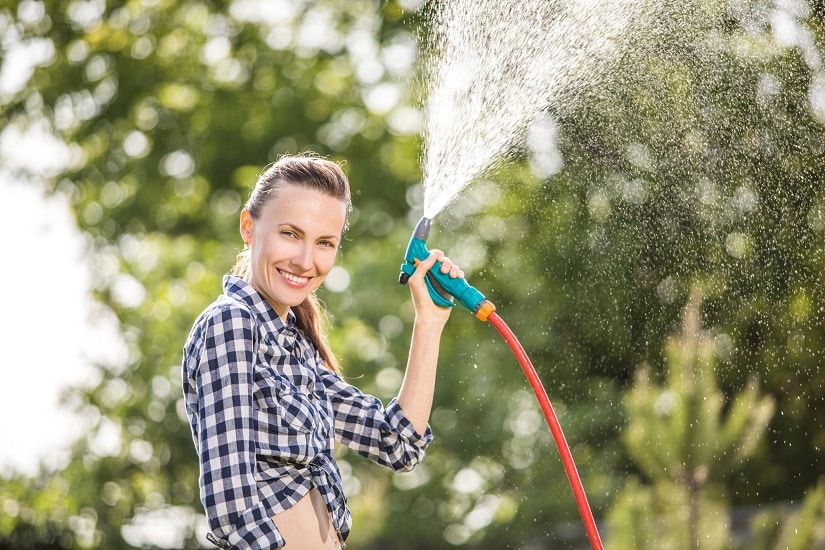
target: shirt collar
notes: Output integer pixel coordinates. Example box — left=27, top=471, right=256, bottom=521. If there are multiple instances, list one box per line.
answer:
left=222, top=274, right=297, bottom=329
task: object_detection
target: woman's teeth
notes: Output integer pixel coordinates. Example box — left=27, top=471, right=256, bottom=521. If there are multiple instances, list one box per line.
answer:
left=281, top=270, right=309, bottom=284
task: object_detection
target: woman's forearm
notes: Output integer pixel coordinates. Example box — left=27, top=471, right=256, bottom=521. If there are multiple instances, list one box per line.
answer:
left=396, top=317, right=445, bottom=434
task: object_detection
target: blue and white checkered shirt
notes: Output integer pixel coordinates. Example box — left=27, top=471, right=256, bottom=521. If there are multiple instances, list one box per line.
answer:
left=182, top=275, right=433, bottom=549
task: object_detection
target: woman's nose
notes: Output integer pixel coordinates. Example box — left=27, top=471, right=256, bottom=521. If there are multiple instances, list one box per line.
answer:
left=292, top=244, right=314, bottom=271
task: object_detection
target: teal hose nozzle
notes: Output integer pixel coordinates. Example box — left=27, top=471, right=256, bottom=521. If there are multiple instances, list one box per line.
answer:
left=399, top=217, right=496, bottom=321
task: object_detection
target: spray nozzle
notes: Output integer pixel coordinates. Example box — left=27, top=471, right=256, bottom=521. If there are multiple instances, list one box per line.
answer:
left=399, top=217, right=496, bottom=321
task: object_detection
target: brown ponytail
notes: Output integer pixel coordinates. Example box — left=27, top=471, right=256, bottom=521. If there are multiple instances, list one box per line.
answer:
left=230, top=153, right=351, bottom=374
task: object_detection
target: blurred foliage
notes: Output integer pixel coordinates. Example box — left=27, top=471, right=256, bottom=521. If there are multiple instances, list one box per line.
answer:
left=1, top=0, right=825, bottom=548
left=749, top=478, right=825, bottom=550
left=607, top=288, right=777, bottom=549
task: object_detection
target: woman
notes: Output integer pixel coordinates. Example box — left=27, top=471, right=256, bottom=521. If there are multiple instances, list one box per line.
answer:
left=181, top=153, right=463, bottom=548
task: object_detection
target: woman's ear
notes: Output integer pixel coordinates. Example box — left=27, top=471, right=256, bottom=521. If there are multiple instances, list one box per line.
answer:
left=240, top=209, right=253, bottom=246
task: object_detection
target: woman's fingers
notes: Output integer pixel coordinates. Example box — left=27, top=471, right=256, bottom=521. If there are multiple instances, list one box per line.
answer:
left=439, top=258, right=463, bottom=279
left=414, top=250, right=463, bottom=279
left=410, top=250, right=441, bottom=281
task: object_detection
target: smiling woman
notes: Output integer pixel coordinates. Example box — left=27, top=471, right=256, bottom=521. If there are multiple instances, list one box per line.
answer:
left=181, top=153, right=466, bottom=549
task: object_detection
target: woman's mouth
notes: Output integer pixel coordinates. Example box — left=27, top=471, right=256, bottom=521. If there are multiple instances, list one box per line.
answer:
left=279, top=269, right=310, bottom=285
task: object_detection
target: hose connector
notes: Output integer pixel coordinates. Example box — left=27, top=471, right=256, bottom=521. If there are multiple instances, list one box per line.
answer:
left=474, top=299, right=496, bottom=322
left=399, top=217, right=495, bottom=320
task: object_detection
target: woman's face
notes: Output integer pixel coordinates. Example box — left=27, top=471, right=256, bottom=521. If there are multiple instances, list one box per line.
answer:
left=241, top=184, right=348, bottom=319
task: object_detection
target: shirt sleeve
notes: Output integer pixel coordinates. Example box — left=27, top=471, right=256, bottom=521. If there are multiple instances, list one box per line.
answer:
left=191, top=304, right=285, bottom=549
left=318, top=364, right=434, bottom=471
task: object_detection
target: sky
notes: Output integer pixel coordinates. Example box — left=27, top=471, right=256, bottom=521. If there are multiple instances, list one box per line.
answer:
left=0, top=172, right=123, bottom=476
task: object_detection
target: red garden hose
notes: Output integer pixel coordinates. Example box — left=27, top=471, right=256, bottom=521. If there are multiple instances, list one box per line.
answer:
left=487, top=311, right=604, bottom=550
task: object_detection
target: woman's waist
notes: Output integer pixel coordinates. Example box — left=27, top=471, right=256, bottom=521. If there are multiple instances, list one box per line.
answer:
left=272, top=487, right=346, bottom=549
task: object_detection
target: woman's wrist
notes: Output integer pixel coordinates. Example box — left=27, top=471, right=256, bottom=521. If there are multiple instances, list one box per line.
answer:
left=413, top=314, right=449, bottom=333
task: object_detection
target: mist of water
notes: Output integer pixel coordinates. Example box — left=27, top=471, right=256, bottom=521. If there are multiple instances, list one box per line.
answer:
left=420, top=0, right=654, bottom=218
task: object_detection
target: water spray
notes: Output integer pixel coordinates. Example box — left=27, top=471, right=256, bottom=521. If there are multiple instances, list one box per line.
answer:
left=400, top=216, right=604, bottom=550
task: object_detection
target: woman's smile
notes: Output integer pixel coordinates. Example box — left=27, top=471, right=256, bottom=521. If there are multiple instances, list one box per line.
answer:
left=279, top=268, right=311, bottom=286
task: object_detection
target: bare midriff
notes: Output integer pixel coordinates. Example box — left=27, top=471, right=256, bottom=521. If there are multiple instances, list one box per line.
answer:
left=272, top=487, right=342, bottom=548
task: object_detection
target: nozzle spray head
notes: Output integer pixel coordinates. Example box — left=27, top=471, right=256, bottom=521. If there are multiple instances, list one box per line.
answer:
left=411, top=216, right=432, bottom=241
left=399, top=217, right=495, bottom=320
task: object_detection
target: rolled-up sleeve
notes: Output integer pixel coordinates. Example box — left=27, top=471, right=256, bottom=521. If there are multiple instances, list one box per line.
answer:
left=188, top=304, right=285, bottom=549
left=319, top=367, right=433, bottom=471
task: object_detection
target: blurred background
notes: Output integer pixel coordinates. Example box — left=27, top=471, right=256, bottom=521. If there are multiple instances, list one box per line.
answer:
left=1, top=0, right=824, bottom=548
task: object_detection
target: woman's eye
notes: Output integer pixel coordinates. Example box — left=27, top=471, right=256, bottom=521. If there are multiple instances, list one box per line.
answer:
left=281, top=230, right=297, bottom=239
left=319, top=240, right=336, bottom=248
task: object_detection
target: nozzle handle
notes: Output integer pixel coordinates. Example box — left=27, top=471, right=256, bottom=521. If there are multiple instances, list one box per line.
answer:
left=399, top=218, right=489, bottom=314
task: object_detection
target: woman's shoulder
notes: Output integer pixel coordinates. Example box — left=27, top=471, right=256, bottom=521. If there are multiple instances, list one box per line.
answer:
left=188, top=294, right=258, bottom=343
left=183, top=296, right=259, bottom=368
left=206, top=293, right=255, bottom=319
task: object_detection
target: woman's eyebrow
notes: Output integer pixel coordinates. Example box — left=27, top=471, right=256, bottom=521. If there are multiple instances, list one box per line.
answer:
left=279, top=222, right=303, bottom=232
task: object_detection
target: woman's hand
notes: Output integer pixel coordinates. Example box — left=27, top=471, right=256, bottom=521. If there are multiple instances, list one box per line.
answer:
left=407, top=250, right=465, bottom=326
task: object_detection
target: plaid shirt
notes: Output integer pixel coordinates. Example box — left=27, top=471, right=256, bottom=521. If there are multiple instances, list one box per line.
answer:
left=182, top=275, right=433, bottom=549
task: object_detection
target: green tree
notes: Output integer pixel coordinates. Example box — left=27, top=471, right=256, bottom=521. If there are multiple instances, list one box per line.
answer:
left=607, top=287, right=774, bottom=549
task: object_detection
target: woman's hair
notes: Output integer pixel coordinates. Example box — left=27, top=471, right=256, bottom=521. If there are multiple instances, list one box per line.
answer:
left=231, top=153, right=352, bottom=373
